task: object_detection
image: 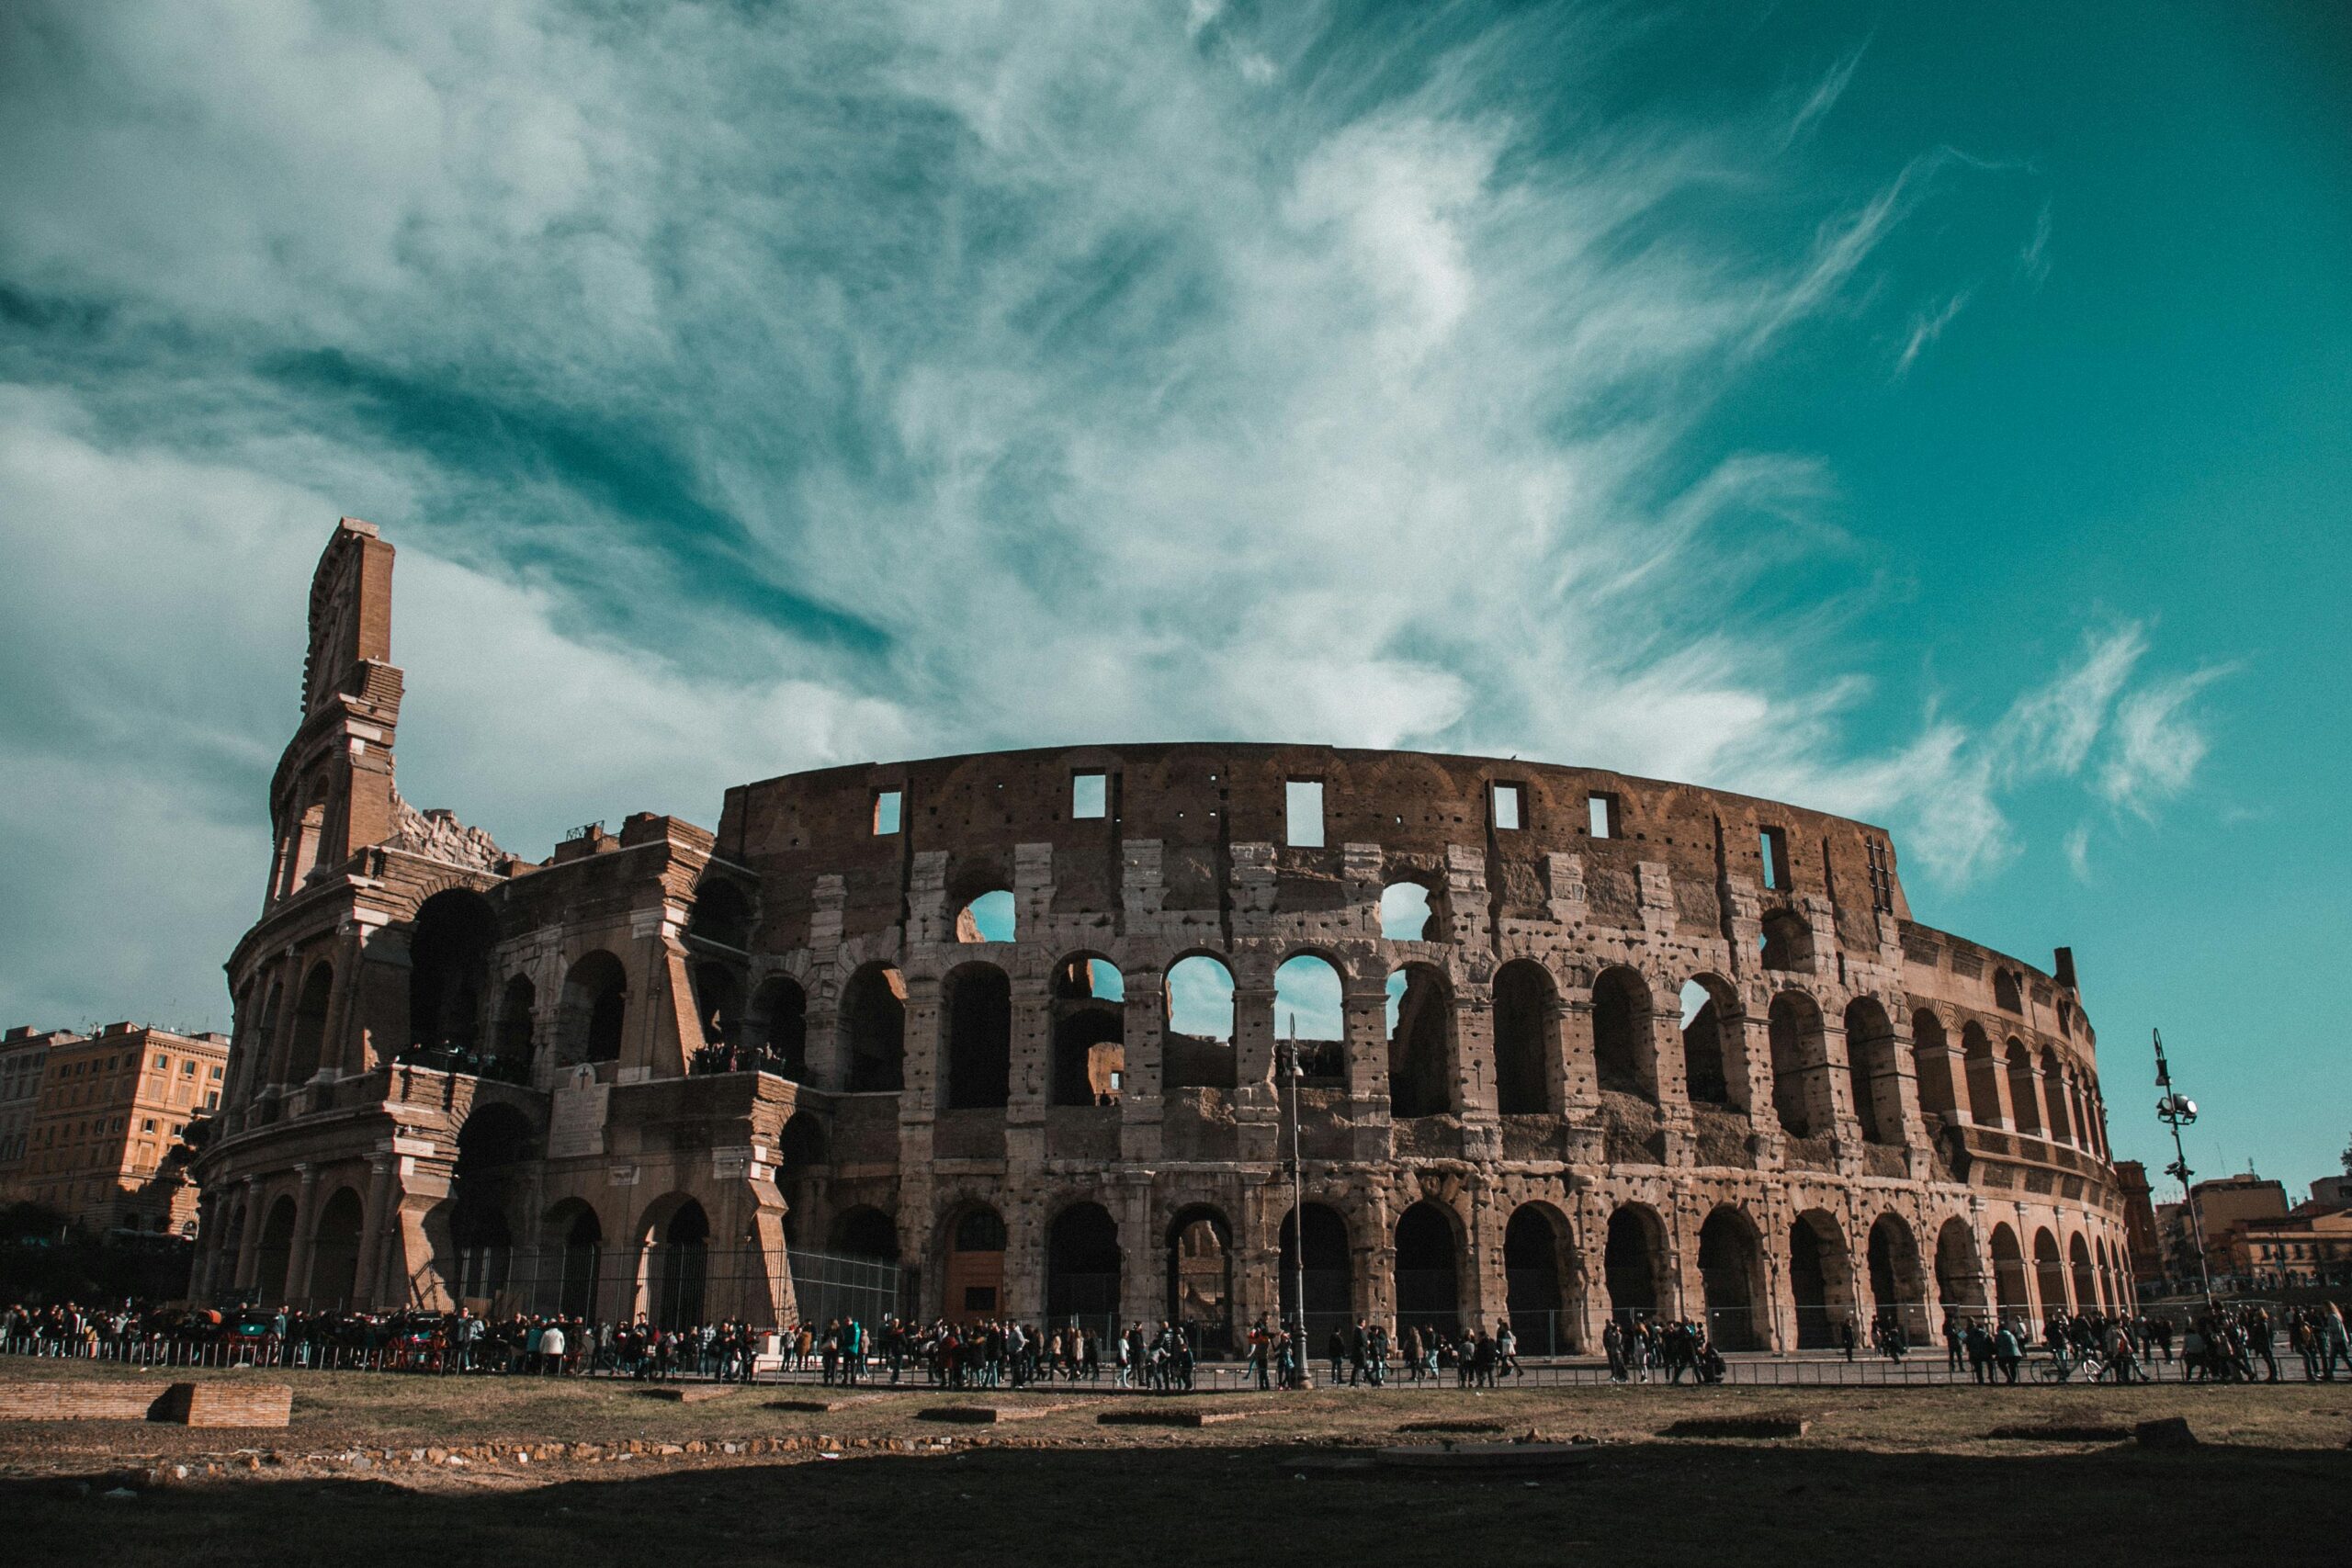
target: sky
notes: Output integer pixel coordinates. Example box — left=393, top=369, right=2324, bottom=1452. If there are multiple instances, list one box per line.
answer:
left=1, top=2, right=2346, bottom=1193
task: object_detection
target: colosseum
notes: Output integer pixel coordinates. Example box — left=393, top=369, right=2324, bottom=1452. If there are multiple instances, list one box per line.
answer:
left=190, top=518, right=2136, bottom=1352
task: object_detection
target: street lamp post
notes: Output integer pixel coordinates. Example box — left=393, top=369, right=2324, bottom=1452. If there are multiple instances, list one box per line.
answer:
left=2153, top=1029, right=2213, bottom=1300
left=1280, top=1015, right=1312, bottom=1387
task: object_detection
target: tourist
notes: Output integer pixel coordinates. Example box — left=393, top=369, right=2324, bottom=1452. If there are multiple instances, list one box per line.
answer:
left=1602, top=1319, right=1628, bottom=1383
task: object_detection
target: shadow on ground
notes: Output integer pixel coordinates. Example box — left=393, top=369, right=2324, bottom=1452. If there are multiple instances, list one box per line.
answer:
left=14, top=1442, right=2351, bottom=1568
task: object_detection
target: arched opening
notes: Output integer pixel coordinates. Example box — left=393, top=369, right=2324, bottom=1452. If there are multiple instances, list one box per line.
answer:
left=2041, top=1051, right=2075, bottom=1145
left=1165, top=1206, right=1233, bottom=1350
left=1385, top=963, right=1453, bottom=1114
left=651, top=1200, right=709, bottom=1328
left=1504, top=1202, right=1576, bottom=1354
left=1051, top=956, right=1125, bottom=1106
left=2068, top=1233, right=2097, bottom=1315
left=407, top=889, right=498, bottom=1055
left=1993, top=968, right=2022, bottom=1012
left=830, top=1204, right=900, bottom=1263
left=255, top=1196, right=298, bottom=1304
left=2005, top=1041, right=2042, bottom=1134
left=1962, top=1023, right=2003, bottom=1126
left=1275, top=953, right=1346, bottom=1083
left=942, top=1205, right=1006, bottom=1323
left=1867, top=1213, right=1926, bottom=1337
left=1393, top=1201, right=1462, bottom=1337
left=1788, top=1211, right=1853, bottom=1349
left=1379, top=880, right=1436, bottom=941
left=749, top=976, right=808, bottom=1080
left=1989, top=1224, right=2030, bottom=1324
left=1604, top=1205, right=1668, bottom=1330
left=286, top=964, right=334, bottom=1083
left=843, top=964, right=906, bottom=1092
left=1045, top=1201, right=1121, bottom=1330
left=308, top=1188, right=364, bottom=1310
left=685, top=878, right=752, bottom=950
left=1590, top=966, right=1655, bottom=1100
left=691, top=960, right=742, bottom=1048
left=1758, top=909, right=1811, bottom=971
left=1278, top=1202, right=1351, bottom=1337
left=2032, top=1227, right=2066, bottom=1321
left=452, top=1103, right=530, bottom=1303
left=943, top=963, right=1012, bottom=1110
left=559, top=951, right=628, bottom=1067
left=1911, top=1010, right=1956, bottom=1117
left=1491, top=960, right=1555, bottom=1115
left=1843, top=998, right=1901, bottom=1145
left=955, top=888, right=1015, bottom=943
left=1163, top=953, right=1237, bottom=1089
left=1934, top=1218, right=1982, bottom=1325
left=1697, top=1207, right=1765, bottom=1351
left=1679, top=976, right=1736, bottom=1107
left=774, top=1111, right=826, bottom=1247
left=492, top=976, right=537, bottom=1074
left=548, top=1201, right=603, bottom=1320
left=1767, top=991, right=1825, bottom=1138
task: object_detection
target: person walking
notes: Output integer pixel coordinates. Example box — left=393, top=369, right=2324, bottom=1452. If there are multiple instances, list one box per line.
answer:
left=1603, top=1319, right=1628, bottom=1383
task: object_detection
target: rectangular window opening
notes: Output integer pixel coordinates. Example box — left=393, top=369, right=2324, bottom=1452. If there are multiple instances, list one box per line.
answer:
left=1285, top=779, right=1325, bottom=848
left=1492, top=782, right=1524, bottom=831
left=1587, top=793, right=1619, bottom=839
left=871, top=789, right=902, bottom=836
left=1760, top=827, right=1791, bottom=890
left=1071, top=771, right=1108, bottom=819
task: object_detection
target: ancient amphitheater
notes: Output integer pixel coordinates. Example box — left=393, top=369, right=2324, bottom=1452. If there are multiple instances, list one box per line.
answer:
left=191, top=519, right=2134, bottom=1352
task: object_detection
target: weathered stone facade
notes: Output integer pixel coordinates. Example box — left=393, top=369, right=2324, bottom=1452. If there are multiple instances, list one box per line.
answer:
left=192, top=520, right=2134, bottom=1348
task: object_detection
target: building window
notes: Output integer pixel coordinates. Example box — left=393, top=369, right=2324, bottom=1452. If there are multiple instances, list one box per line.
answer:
left=1491, top=783, right=1524, bottom=830
left=872, top=789, right=902, bottom=836
left=1588, top=793, right=1619, bottom=839
left=1760, top=827, right=1791, bottom=890
left=141, top=1119, right=156, bottom=1133
left=1071, top=772, right=1109, bottom=820
left=209, top=1066, right=223, bottom=1080
left=153, top=1053, right=168, bottom=1070
left=1285, top=780, right=1325, bottom=848
left=182, top=1060, right=197, bottom=1077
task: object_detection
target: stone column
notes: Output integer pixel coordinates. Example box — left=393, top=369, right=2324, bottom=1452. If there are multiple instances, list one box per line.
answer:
left=281, top=1164, right=322, bottom=1305
left=1119, top=967, right=1165, bottom=1163
left=1464, top=1184, right=1505, bottom=1331
left=352, top=1153, right=399, bottom=1309
left=232, top=1176, right=266, bottom=1291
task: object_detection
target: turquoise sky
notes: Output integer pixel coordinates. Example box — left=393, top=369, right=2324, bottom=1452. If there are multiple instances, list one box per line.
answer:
left=0, top=3, right=2344, bottom=1192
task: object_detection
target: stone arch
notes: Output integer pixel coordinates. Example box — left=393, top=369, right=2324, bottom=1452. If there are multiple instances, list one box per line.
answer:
left=1051, top=954, right=1126, bottom=1107
left=2068, top=1232, right=2098, bottom=1314
left=492, top=975, right=537, bottom=1074
left=641, top=1196, right=710, bottom=1328
left=1165, top=1204, right=1234, bottom=1349
left=1993, top=968, right=2023, bottom=1012
left=1962, top=1021, right=2002, bottom=1125
left=1277, top=1201, right=1352, bottom=1334
left=285, top=962, right=335, bottom=1083
left=1758, top=908, right=1812, bottom=971
left=545, top=1199, right=605, bottom=1320
left=1590, top=965, right=1656, bottom=1100
left=1503, top=1201, right=1578, bottom=1354
left=1393, top=1199, right=1464, bottom=1336
left=452, top=1101, right=531, bottom=1303
left=1045, top=1201, right=1122, bottom=1330
left=1934, top=1216, right=1983, bottom=1325
left=1867, top=1212, right=1927, bottom=1337
left=842, top=964, right=906, bottom=1092
left=2032, top=1225, right=2066, bottom=1320
left=1379, top=878, right=1440, bottom=941
left=1911, top=1009, right=1957, bottom=1117
left=1385, top=962, right=1455, bottom=1115
left=1698, top=1205, right=1768, bottom=1351
left=255, top=1194, right=298, bottom=1305
left=939, top=1202, right=1006, bottom=1323
left=1604, top=1203, right=1669, bottom=1330
left=690, top=959, right=742, bottom=1048
left=749, top=975, right=808, bottom=1080
left=1163, top=952, right=1237, bottom=1089
left=558, top=951, right=628, bottom=1068
left=942, top=962, right=1012, bottom=1110
left=1491, top=959, right=1555, bottom=1115
left=684, top=876, right=752, bottom=950
left=307, top=1187, right=365, bottom=1310
left=954, top=887, right=1015, bottom=944
left=2006, top=1040, right=2042, bottom=1134
left=407, top=888, right=498, bottom=1055
left=1679, top=975, right=1738, bottom=1107
left=1789, top=1208, right=1856, bottom=1349
left=1989, top=1223, right=2030, bottom=1324
left=1276, top=952, right=1347, bottom=1082
left=829, top=1204, right=900, bottom=1263
left=1843, top=998, right=1901, bottom=1145
left=1767, top=990, right=1826, bottom=1138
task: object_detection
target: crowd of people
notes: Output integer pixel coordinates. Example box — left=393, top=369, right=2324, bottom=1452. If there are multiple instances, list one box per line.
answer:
left=5, top=1294, right=2347, bottom=1386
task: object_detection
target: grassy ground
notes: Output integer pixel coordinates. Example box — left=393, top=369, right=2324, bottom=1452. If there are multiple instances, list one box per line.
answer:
left=6, top=1360, right=2348, bottom=1566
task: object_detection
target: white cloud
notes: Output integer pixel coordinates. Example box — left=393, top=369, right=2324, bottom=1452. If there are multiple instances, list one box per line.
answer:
left=1896, top=288, right=1973, bottom=377
left=1781, top=39, right=1870, bottom=149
